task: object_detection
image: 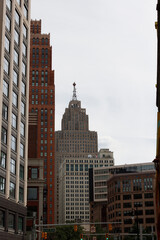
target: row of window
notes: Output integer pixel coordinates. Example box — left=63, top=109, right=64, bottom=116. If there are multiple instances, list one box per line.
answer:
left=0, top=210, right=24, bottom=231
left=1, top=130, right=25, bottom=157
left=6, top=0, right=28, bottom=20
left=0, top=176, right=24, bottom=201
left=0, top=151, right=24, bottom=177
left=32, top=38, right=49, bottom=45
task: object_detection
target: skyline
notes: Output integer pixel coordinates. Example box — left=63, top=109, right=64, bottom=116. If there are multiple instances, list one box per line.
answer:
left=31, top=0, right=157, bottom=165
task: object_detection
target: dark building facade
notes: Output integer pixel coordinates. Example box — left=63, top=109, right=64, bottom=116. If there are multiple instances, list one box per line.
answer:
left=29, top=20, right=55, bottom=224
left=55, top=83, right=98, bottom=223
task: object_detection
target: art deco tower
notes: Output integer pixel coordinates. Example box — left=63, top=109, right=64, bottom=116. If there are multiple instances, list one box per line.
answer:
left=28, top=20, right=55, bottom=224
left=55, top=83, right=98, bottom=223
left=0, top=0, right=30, bottom=238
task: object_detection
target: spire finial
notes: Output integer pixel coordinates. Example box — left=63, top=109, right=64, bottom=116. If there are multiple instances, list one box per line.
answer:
left=72, top=82, right=77, bottom=100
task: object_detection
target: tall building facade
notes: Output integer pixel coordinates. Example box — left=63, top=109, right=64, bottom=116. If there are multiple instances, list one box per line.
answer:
left=0, top=0, right=30, bottom=239
left=59, top=149, right=114, bottom=223
left=55, top=83, right=98, bottom=223
left=29, top=20, right=55, bottom=224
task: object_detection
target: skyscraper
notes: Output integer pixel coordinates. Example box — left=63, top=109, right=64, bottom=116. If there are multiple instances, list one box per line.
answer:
left=28, top=20, right=55, bottom=224
left=55, top=83, right=98, bottom=223
left=0, top=0, right=30, bottom=238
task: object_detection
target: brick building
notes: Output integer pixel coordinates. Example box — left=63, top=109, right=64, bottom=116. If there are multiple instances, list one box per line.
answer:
left=28, top=20, right=55, bottom=224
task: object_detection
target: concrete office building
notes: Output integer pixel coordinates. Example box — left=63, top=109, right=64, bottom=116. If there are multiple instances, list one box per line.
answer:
left=59, top=149, right=114, bottom=223
left=0, top=0, right=30, bottom=239
left=55, top=83, right=98, bottom=223
left=29, top=20, right=55, bottom=224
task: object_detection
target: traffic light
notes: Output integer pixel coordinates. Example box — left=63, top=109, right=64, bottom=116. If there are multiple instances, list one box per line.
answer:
left=105, top=233, right=109, bottom=240
left=44, top=232, right=47, bottom=239
left=80, top=233, right=83, bottom=240
left=74, top=224, right=78, bottom=232
left=108, top=223, right=112, bottom=232
left=42, top=232, right=45, bottom=238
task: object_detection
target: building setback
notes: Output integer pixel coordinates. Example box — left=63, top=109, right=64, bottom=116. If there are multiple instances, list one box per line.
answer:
left=55, top=83, right=114, bottom=223
left=0, top=0, right=30, bottom=239
left=29, top=20, right=55, bottom=224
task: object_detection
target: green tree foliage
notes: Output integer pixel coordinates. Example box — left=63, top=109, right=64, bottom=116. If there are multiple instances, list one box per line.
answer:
left=50, top=225, right=84, bottom=240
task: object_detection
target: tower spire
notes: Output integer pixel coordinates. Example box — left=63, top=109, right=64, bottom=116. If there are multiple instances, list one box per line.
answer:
left=72, top=82, right=77, bottom=100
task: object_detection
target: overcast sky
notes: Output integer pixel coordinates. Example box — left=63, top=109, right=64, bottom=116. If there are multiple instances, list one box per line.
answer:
left=31, top=0, right=157, bottom=165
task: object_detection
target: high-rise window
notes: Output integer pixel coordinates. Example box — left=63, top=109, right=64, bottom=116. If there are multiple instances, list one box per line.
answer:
left=11, top=135, right=17, bottom=151
left=4, top=58, right=9, bottom=75
left=6, top=15, right=11, bottom=32
left=14, top=29, right=20, bottom=45
left=0, top=177, right=5, bottom=194
left=21, top=101, right=25, bottom=115
left=3, top=80, right=9, bottom=97
left=10, top=158, right=16, bottom=174
left=19, top=187, right=24, bottom=203
left=20, top=143, right=24, bottom=158
left=31, top=168, right=38, bottom=179
left=18, top=216, right=23, bottom=231
left=8, top=214, right=15, bottom=229
left=15, top=10, right=20, bottom=26
left=27, top=188, right=38, bottom=200
left=12, top=91, right=18, bottom=107
left=10, top=182, right=15, bottom=198
left=12, top=113, right=17, bottom=129
left=14, top=49, right=19, bottom=65
left=1, top=127, right=7, bottom=144
left=22, top=42, right=27, bottom=57
left=6, top=0, right=12, bottom=11
left=13, top=70, right=18, bottom=86
left=23, top=24, right=27, bottom=39
left=22, top=62, right=26, bottom=76
left=23, top=5, right=28, bottom=19
left=0, top=210, right=5, bottom=227
left=2, top=103, right=8, bottom=120
left=20, top=165, right=24, bottom=179
left=0, top=152, right=6, bottom=168
left=5, top=35, right=10, bottom=52
left=16, top=0, right=21, bottom=6
left=21, top=122, right=25, bottom=136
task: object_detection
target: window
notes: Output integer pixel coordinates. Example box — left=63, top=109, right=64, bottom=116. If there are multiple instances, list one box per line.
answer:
left=31, top=168, right=38, bottom=179
left=6, top=0, right=12, bottom=11
left=11, top=135, right=17, bottom=151
left=10, top=182, right=15, bottom=198
left=13, top=70, right=18, bottom=85
left=22, top=62, right=26, bottom=76
left=6, top=15, right=11, bottom=31
left=20, top=165, right=24, bottom=179
left=21, top=101, right=25, bottom=115
left=12, top=91, right=18, bottom=107
left=3, top=80, right=9, bottom=97
left=14, top=49, right=19, bottom=65
left=0, top=152, right=6, bottom=168
left=0, top=177, right=5, bottom=193
left=21, top=81, right=26, bottom=95
left=14, top=29, right=20, bottom=45
left=19, top=188, right=24, bottom=203
left=0, top=210, right=5, bottom=227
left=8, top=213, right=15, bottom=229
left=27, top=188, right=38, bottom=200
left=1, top=127, right=7, bottom=144
left=10, top=158, right=16, bottom=174
left=5, top=35, right=10, bottom=52
left=22, top=42, right=27, bottom=57
left=23, top=24, right=27, bottom=38
left=2, top=103, right=8, bottom=120
left=12, top=113, right=17, bottom=129
left=20, top=143, right=24, bottom=158
left=15, top=10, right=20, bottom=26
left=20, top=122, right=25, bottom=136
left=23, top=5, right=28, bottom=19
left=4, top=58, right=9, bottom=75
left=16, top=0, right=21, bottom=6
left=18, top=216, right=23, bottom=231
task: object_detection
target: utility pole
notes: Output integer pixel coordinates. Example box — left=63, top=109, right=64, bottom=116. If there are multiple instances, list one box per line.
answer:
left=154, top=1, right=160, bottom=240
